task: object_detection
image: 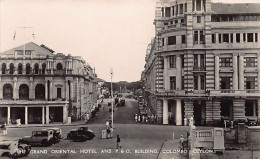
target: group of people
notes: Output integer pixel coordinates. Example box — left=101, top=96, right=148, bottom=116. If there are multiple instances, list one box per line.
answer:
left=134, top=114, right=157, bottom=124
left=105, top=120, right=122, bottom=149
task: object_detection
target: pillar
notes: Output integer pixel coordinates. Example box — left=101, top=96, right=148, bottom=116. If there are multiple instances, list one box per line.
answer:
left=7, top=106, right=10, bottom=124
left=205, top=101, right=213, bottom=125
left=42, top=107, right=45, bottom=124
left=46, top=106, right=49, bottom=124
left=176, top=99, right=182, bottom=125
left=45, top=81, right=48, bottom=100
left=233, top=54, right=238, bottom=90
left=184, top=100, right=194, bottom=119
left=29, top=78, right=34, bottom=99
left=25, top=106, right=28, bottom=125
left=239, top=53, right=244, bottom=90
left=176, top=55, right=182, bottom=90
left=214, top=54, right=220, bottom=90
left=63, top=106, right=67, bottom=123
left=50, top=81, right=53, bottom=100
left=233, top=99, right=246, bottom=122
left=65, top=80, right=68, bottom=100
left=163, top=99, right=169, bottom=124
left=212, top=100, right=221, bottom=125
left=258, top=55, right=260, bottom=89
left=70, top=81, right=73, bottom=101
left=13, top=79, right=17, bottom=100
left=257, top=99, right=260, bottom=119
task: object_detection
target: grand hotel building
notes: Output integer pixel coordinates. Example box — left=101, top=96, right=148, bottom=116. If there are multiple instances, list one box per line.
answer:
left=0, top=42, right=98, bottom=125
left=141, top=0, right=260, bottom=125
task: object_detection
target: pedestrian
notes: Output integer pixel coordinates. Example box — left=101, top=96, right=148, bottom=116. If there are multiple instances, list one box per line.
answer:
left=151, top=114, right=154, bottom=124
left=138, top=115, right=141, bottom=123
left=142, top=115, right=145, bottom=123
left=179, top=135, right=184, bottom=150
left=145, top=117, right=148, bottom=124
left=106, top=120, right=109, bottom=129
left=116, top=135, right=122, bottom=149
left=3, top=122, right=7, bottom=135
left=135, top=115, right=138, bottom=123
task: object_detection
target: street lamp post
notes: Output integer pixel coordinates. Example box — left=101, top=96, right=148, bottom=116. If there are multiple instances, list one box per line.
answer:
left=110, top=68, right=114, bottom=129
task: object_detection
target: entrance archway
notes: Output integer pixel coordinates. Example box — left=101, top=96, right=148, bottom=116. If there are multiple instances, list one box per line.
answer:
left=19, top=84, right=29, bottom=100
left=35, top=84, right=45, bottom=100
left=3, top=84, right=13, bottom=99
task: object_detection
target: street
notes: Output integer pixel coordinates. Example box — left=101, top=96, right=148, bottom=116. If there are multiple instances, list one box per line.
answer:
left=2, top=98, right=199, bottom=159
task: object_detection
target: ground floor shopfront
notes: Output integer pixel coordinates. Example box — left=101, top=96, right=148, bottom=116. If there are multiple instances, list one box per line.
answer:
left=150, top=97, right=260, bottom=126
left=0, top=101, right=68, bottom=125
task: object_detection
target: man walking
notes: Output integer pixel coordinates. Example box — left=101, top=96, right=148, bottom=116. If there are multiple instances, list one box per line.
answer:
left=116, top=135, right=122, bottom=149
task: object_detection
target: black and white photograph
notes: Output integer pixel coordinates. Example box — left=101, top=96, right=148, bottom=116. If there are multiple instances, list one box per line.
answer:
left=0, top=0, right=260, bottom=158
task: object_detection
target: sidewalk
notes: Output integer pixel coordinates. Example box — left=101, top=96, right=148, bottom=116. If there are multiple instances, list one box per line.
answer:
left=6, top=120, right=86, bottom=128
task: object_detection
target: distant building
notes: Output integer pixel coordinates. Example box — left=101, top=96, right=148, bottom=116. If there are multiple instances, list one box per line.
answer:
left=142, top=0, right=260, bottom=125
left=0, top=42, right=98, bottom=125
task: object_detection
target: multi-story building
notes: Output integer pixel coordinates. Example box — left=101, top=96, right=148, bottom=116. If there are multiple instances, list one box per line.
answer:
left=142, top=0, right=260, bottom=126
left=0, top=42, right=98, bottom=125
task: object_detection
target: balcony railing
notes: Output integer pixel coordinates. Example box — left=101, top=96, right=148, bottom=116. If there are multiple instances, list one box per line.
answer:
left=156, top=90, right=185, bottom=96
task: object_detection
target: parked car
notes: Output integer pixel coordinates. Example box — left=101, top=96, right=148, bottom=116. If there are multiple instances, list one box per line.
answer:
left=22, top=130, right=54, bottom=147
left=46, top=128, right=62, bottom=143
left=67, top=127, right=95, bottom=142
left=0, top=140, right=18, bottom=158
left=17, top=139, right=31, bottom=157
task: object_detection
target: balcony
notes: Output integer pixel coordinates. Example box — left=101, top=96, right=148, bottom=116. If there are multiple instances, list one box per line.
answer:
left=210, top=90, right=260, bottom=97
left=156, top=90, right=185, bottom=97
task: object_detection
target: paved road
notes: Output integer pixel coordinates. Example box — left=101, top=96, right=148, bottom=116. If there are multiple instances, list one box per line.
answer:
left=1, top=98, right=213, bottom=159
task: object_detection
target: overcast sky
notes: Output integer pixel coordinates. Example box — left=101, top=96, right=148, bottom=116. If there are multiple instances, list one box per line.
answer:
left=0, top=0, right=259, bottom=82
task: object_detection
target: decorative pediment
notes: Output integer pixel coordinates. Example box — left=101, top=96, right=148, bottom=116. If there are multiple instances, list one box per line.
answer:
left=55, top=84, right=63, bottom=88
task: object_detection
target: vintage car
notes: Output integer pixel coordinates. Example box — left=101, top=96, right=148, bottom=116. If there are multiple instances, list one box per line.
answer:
left=46, top=128, right=62, bottom=143
left=120, top=98, right=125, bottom=106
left=22, top=130, right=54, bottom=147
left=0, top=140, right=18, bottom=158
left=67, top=127, right=95, bottom=142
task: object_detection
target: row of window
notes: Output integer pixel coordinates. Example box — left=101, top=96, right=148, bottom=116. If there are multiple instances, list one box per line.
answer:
left=168, top=76, right=256, bottom=90
left=212, top=33, right=258, bottom=43
left=220, top=77, right=256, bottom=89
left=220, top=57, right=257, bottom=67
left=212, top=14, right=260, bottom=22
left=1, top=63, right=64, bottom=75
left=162, top=35, right=186, bottom=46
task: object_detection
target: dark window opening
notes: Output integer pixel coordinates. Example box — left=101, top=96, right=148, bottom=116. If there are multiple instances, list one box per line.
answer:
left=19, top=84, right=29, bottom=100
left=245, top=101, right=255, bottom=116
left=219, top=34, right=222, bottom=43
left=165, top=7, right=171, bottom=17
left=35, top=84, right=45, bottom=100
left=162, top=38, right=165, bottom=46
left=194, top=54, right=198, bottom=67
left=26, top=63, right=30, bottom=74
left=182, top=35, right=186, bottom=44
left=185, top=3, right=187, bottom=12
left=200, top=54, right=205, bottom=67
left=1, top=63, right=6, bottom=74
left=220, top=77, right=231, bottom=89
left=223, top=34, right=229, bottom=43
left=3, top=84, right=13, bottom=99
left=197, top=16, right=201, bottom=23
left=57, top=63, right=63, bottom=70
left=168, top=36, right=176, bottom=45
left=236, top=33, right=240, bottom=43
left=161, top=8, right=164, bottom=17
left=57, top=88, right=61, bottom=98
left=247, top=33, right=254, bottom=42
left=243, top=33, right=246, bottom=42
left=170, top=76, right=176, bottom=90
left=194, top=31, right=198, bottom=44
left=196, top=0, right=201, bottom=11
left=169, top=55, right=176, bottom=68
left=220, top=58, right=232, bottom=67
left=194, top=75, right=198, bottom=90
left=201, top=75, right=205, bottom=90
left=255, top=33, right=258, bottom=42
left=200, top=31, right=204, bottom=44
left=9, top=63, right=14, bottom=74
left=212, top=34, right=216, bottom=43
left=18, top=64, right=23, bottom=74
left=246, top=57, right=256, bottom=67
left=246, top=77, right=255, bottom=89
left=42, top=63, right=46, bottom=75
left=34, top=63, right=39, bottom=74
left=221, top=100, right=231, bottom=117
left=180, top=4, right=183, bottom=14
left=230, top=34, right=233, bottom=43
left=172, top=7, right=175, bottom=16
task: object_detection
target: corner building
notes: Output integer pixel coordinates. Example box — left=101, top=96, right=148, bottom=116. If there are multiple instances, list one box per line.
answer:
left=142, top=0, right=260, bottom=126
left=0, top=42, right=98, bottom=125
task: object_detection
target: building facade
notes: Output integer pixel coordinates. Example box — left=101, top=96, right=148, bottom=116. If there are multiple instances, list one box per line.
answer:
left=0, top=42, right=98, bottom=125
left=142, top=0, right=260, bottom=126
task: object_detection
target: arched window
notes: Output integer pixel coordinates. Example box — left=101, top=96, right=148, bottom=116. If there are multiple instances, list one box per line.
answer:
left=35, top=84, right=45, bottom=100
left=26, top=63, right=30, bottom=74
left=42, top=63, right=46, bottom=75
left=19, top=84, right=29, bottom=99
left=3, top=84, right=13, bottom=99
left=57, top=63, right=63, bottom=70
left=2, top=63, right=6, bottom=74
left=34, top=63, right=39, bottom=74
left=18, top=63, right=23, bottom=74
left=9, top=63, right=14, bottom=74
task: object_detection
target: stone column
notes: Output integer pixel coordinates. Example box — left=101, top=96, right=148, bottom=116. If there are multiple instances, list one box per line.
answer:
left=7, top=106, right=10, bottom=124
left=29, top=78, right=34, bottom=99
left=13, top=78, right=17, bottom=100
left=176, top=55, right=182, bottom=90
left=70, top=81, right=74, bottom=101
left=63, top=106, right=67, bottom=123
left=50, top=81, right=53, bottom=100
left=233, top=99, right=246, bottom=122
left=163, top=99, right=169, bottom=124
left=239, top=53, right=245, bottom=90
left=258, top=55, right=260, bottom=89
left=214, top=54, right=220, bottom=90
left=42, top=107, right=45, bottom=124
left=25, top=106, right=28, bottom=125
left=46, top=106, right=49, bottom=124
left=184, top=100, right=194, bottom=119
left=205, top=101, right=213, bottom=125
left=45, top=81, right=48, bottom=100
left=0, top=81, right=2, bottom=100
left=233, top=54, right=238, bottom=90
left=212, top=100, right=221, bottom=125
left=176, top=99, right=182, bottom=125
left=257, top=99, right=260, bottom=119
left=65, top=80, right=68, bottom=100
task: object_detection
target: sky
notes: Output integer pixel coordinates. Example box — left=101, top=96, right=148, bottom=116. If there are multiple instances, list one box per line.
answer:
left=0, top=0, right=259, bottom=82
